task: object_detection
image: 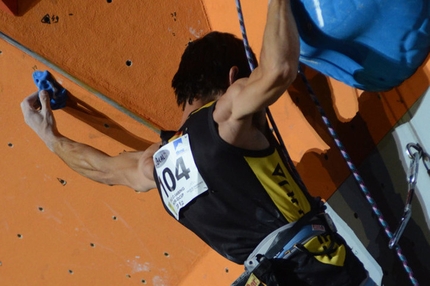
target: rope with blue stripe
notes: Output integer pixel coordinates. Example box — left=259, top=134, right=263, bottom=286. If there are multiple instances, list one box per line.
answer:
left=234, top=0, right=418, bottom=285
left=234, top=0, right=305, bottom=190
left=298, top=69, right=418, bottom=285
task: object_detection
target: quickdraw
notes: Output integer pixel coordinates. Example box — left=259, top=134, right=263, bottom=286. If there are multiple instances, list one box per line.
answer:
left=389, top=143, right=430, bottom=249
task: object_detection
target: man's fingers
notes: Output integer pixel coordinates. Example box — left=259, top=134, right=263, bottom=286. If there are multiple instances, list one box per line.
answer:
left=38, top=90, right=50, bottom=108
left=21, top=91, right=39, bottom=112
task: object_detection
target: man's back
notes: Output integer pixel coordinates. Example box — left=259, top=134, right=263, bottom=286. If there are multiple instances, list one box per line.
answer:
left=155, top=101, right=312, bottom=264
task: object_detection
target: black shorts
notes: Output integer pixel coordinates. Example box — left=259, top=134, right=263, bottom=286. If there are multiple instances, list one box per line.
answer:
left=266, top=233, right=368, bottom=286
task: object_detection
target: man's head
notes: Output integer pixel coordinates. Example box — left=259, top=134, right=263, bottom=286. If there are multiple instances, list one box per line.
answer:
left=172, top=31, right=257, bottom=109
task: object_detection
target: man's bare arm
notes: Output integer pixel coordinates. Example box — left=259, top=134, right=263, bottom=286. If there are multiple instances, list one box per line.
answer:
left=21, top=90, right=157, bottom=192
left=218, top=0, right=299, bottom=120
left=50, top=137, right=158, bottom=192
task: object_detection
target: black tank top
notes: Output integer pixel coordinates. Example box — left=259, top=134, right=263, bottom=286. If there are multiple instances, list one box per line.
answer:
left=154, top=101, right=313, bottom=263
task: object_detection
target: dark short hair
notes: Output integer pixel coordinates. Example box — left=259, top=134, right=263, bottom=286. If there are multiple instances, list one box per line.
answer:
left=172, top=31, right=256, bottom=109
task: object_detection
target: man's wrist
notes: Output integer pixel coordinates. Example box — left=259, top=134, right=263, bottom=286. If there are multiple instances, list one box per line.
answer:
left=44, top=131, right=62, bottom=153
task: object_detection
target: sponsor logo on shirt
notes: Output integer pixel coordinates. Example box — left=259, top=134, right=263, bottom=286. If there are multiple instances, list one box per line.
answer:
left=154, top=150, right=170, bottom=169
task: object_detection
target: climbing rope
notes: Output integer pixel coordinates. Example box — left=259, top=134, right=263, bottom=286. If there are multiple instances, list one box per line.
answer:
left=234, top=0, right=419, bottom=285
left=298, top=70, right=419, bottom=286
left=234, top=0, right=307, bottom=192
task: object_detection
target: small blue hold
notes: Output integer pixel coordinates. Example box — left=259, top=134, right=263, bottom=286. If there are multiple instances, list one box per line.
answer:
left=32, top=70, right=68, bottom=110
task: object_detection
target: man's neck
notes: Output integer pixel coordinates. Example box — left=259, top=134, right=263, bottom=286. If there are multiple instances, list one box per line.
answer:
left=180, top=98, right=213, bottom=125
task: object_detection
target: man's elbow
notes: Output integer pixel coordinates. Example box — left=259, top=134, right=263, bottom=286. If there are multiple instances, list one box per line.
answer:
left=282, top=63, right=298, bottom=86
left=271, top=61, right=298, bottom=89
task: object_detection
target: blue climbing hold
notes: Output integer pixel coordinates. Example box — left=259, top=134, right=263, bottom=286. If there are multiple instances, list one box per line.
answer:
left=292, top=0, right=430, bottom=91
left=32, top=70, right=68, bottom=110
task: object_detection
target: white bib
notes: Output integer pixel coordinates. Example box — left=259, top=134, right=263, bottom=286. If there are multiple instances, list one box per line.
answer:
left=153, top=134, right=208, bottom=220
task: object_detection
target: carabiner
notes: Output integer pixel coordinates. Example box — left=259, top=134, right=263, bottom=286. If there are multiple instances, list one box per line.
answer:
left=406, top=143, right=422, bottom=187
left=389, top=143, right=423, bottom=249
left=406, top=143, right=422, bottom=159
left=422, top=152, right=430, bottom=176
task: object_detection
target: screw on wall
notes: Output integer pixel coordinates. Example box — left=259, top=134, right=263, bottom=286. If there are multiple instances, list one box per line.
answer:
left=57, top=178, right=67, bottom=186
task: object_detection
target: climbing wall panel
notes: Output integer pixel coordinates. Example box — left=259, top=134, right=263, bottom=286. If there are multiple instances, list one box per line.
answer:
left=0, top=0, right=17, bottom=15
left=0, top=38, right=243, bottom=285
left=1, top=0, right=430, bottom=285
left=0, top=0, right=211, bottom=130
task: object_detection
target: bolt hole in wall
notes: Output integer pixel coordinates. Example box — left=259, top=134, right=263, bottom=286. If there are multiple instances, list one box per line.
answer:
left=7, top=143, right=13, bottom=147
left=141, top=279, right=147, bottom=284
left=163, top=252, right=170, bottom=257
left=57, top=178, right=67, bottom=186
left=107, top=0, right=112, bottom=3
left=17, top=234, right=23, bottom=239
left=126, top=60, right=132, bottom=67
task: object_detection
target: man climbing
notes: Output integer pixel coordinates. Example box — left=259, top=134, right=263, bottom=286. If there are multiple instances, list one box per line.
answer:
left=21, top=0, right=370, bottom=284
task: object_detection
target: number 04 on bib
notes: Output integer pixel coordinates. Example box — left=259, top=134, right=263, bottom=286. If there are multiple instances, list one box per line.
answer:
left=153, top=134, right=209, bottom=220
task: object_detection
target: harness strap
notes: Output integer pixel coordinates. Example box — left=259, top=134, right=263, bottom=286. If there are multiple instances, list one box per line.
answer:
left=232, top=211, right=335, bottom=286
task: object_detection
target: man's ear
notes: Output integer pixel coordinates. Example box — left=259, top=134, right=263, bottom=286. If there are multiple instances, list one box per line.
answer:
left=229, top=66, right=239, bottom=85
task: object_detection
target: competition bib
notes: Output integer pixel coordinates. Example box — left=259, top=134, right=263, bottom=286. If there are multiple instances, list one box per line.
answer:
left=153, top=134, right=208, bottom=220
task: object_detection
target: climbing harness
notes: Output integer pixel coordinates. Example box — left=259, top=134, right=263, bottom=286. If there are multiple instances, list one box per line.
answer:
left=231, top=211, right=336, bottom=286
left=389, top=143, right=430, bottom=249
left=234, top=0, right=420, bottom=285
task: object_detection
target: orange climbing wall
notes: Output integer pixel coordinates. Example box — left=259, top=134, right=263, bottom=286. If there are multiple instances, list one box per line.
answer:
left=0, top=38, right=244, bottom=285
left=0, top=0, right=17, bottom=15
left=1, top=0, right=430, bottom=285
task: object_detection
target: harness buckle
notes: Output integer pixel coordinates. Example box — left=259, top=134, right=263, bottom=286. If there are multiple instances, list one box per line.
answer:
left=322, top=212, right=337, bottom=233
